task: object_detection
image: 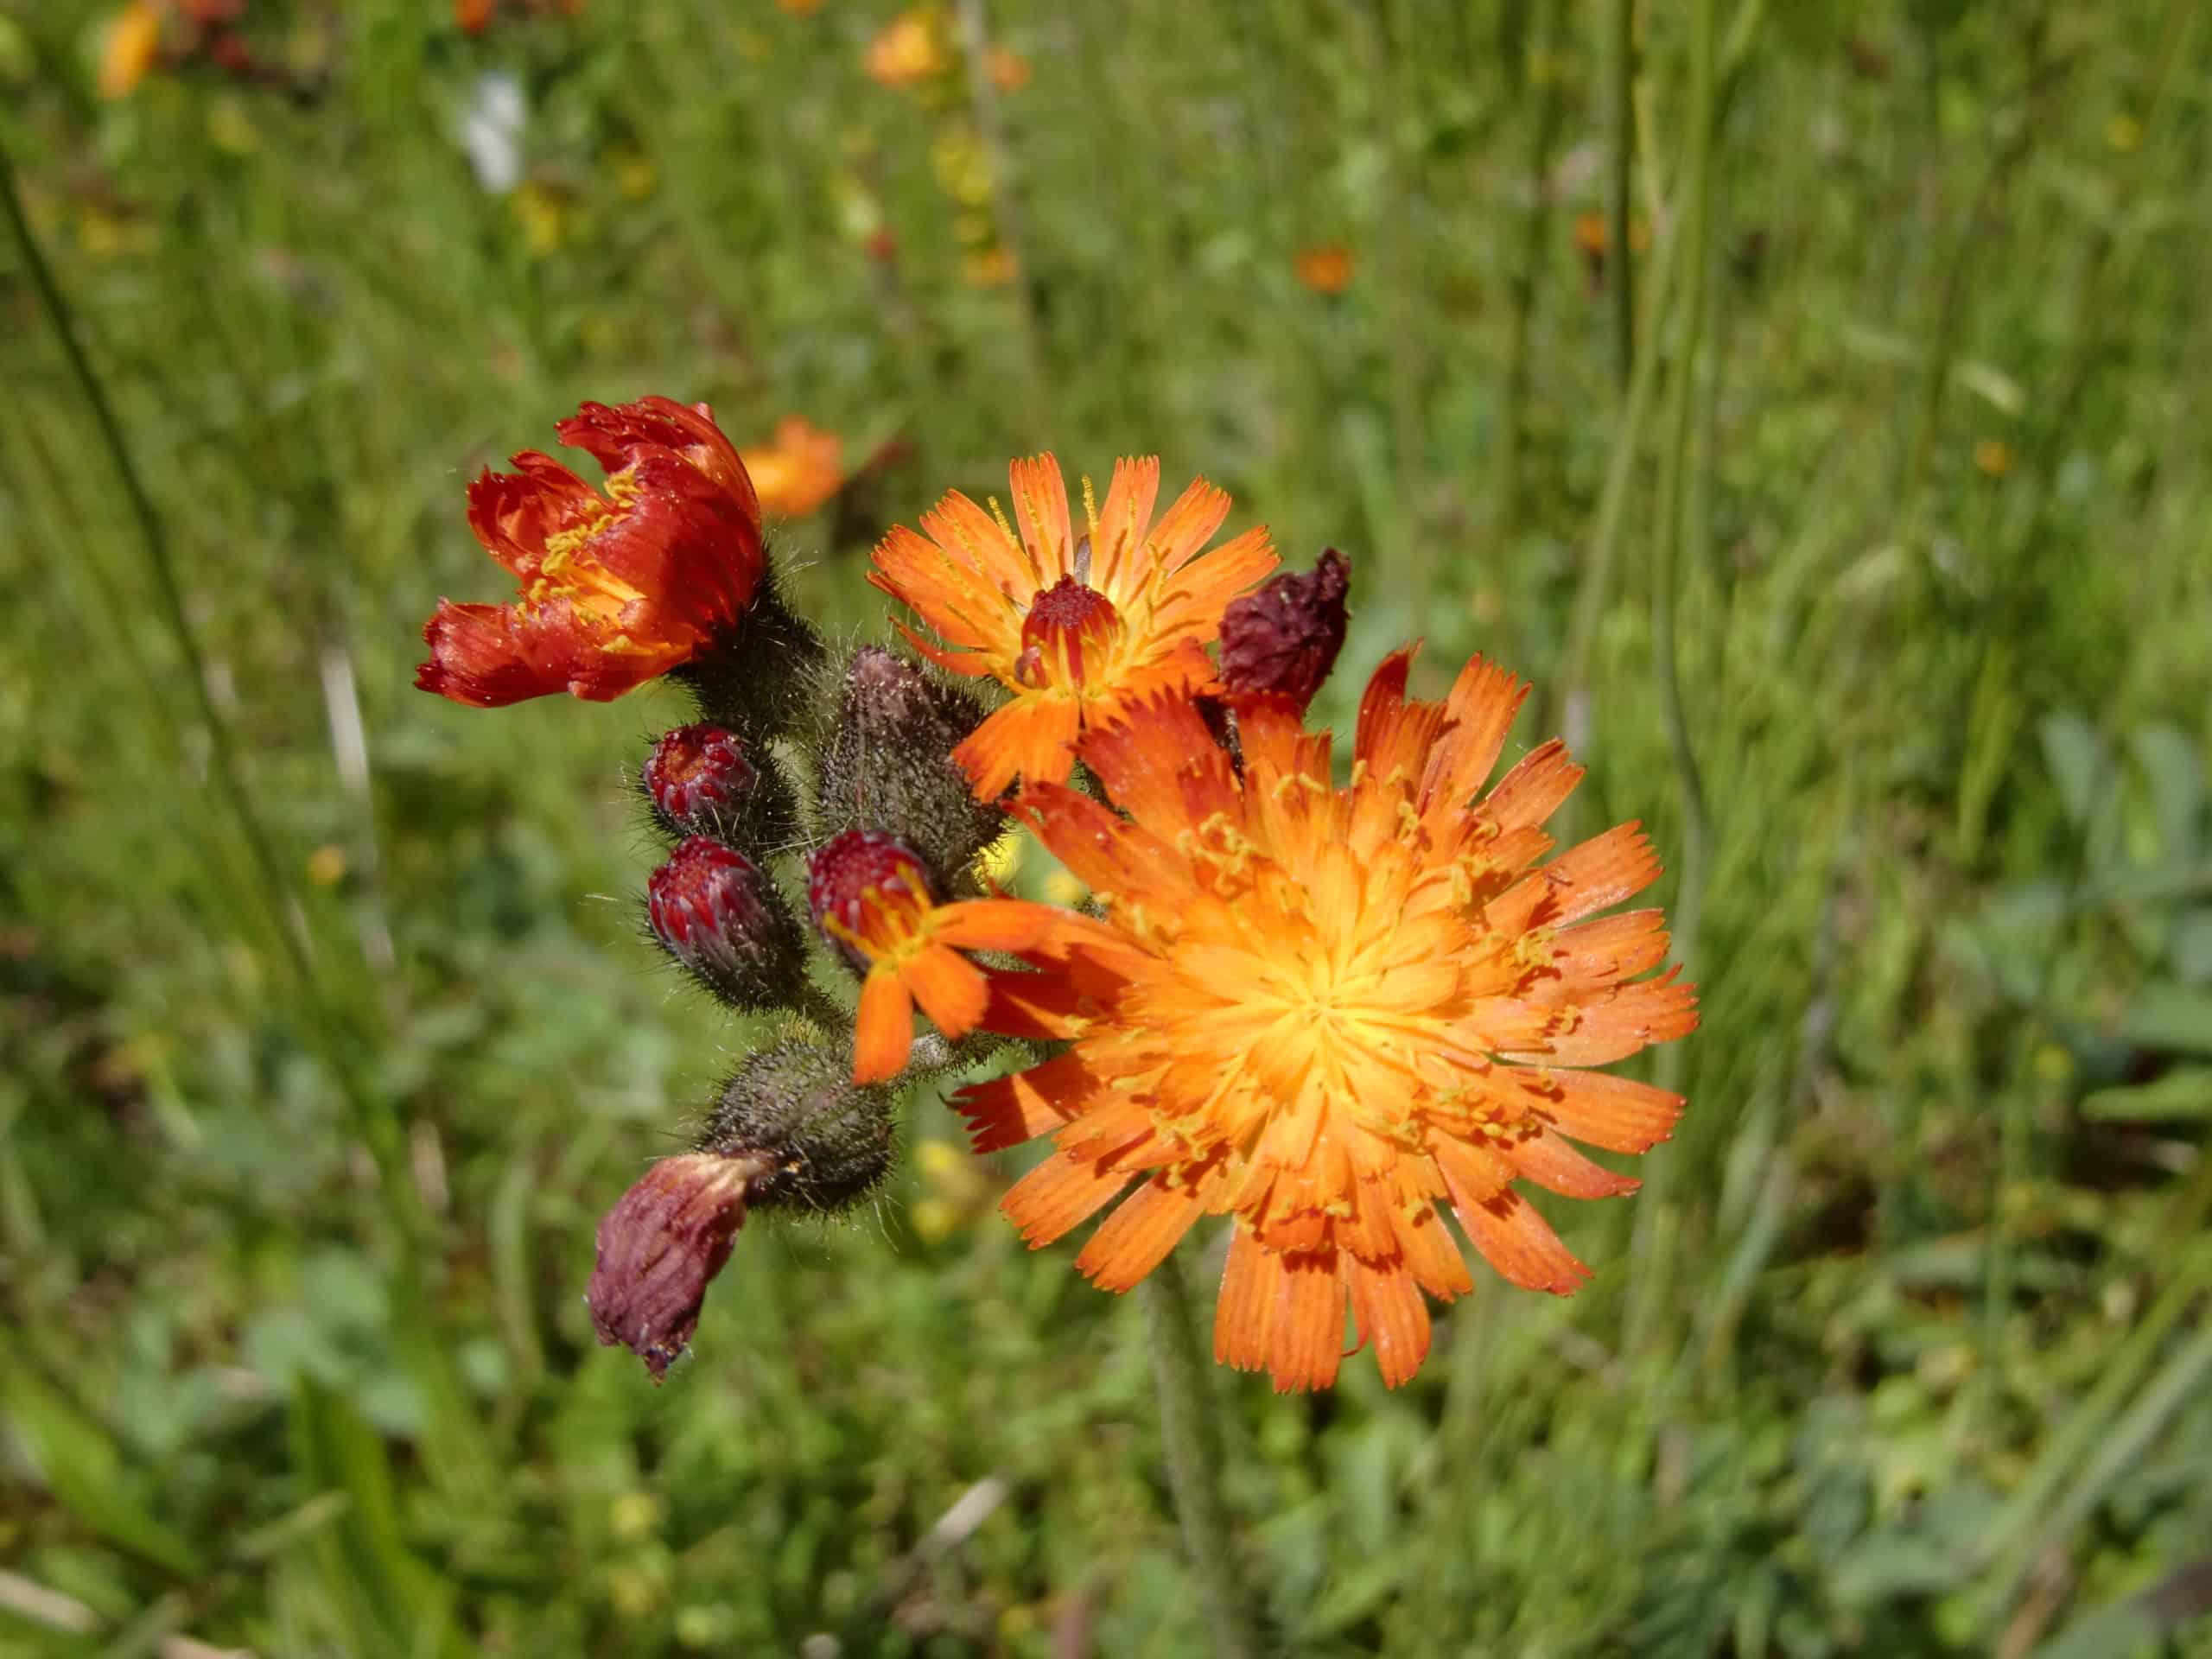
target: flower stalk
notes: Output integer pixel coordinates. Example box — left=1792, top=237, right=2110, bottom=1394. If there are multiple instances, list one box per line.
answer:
left=1141, top=1251, right=1262, bottom=1659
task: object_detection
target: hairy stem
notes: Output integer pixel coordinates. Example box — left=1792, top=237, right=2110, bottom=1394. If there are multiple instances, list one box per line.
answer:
left=1141, top=1252, right=1262, bottom=1659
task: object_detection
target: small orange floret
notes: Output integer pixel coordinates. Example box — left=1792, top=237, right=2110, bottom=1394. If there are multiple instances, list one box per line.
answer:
left=1294, top=242, right=1354, bottom=295
left=416, top=397, right=765, bottom=708
left=957, top=652, right=1697, bottom=1392
left=865, top=7, right=950, bottom=88
left=869, top=454, right=1276, bottom=798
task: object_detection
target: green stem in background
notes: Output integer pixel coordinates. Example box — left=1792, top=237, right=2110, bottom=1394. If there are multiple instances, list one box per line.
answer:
left=953, top=0, right=1049, bottom=428
left=1491, top=0, right=1567, bottom=550
left=1622, top=0, right=1719, bottom=1362
left=0, top=133, right=313, bottom=993
left=1602, top=0, right=1637, bottom=392
left=1140, top=1252, right=1262, bottom=1659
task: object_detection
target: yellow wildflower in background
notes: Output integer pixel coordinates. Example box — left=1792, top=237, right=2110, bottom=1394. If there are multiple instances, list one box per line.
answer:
left=98, top=1, right=162, bottom=99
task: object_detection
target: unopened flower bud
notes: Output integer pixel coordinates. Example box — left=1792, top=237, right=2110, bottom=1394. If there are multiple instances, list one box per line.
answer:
left=807, top=826, right=937, bottom=976
left=588, top=1150, right=773, bottom=1382
left=641, top=722, right=795, bottom=851
left=647, top=836, right=807, bottom=1009
left=1218, top=548, right=1351, bottom=713
left=700, top=1039, right=899, bottom=1215
left=815, top=647, right=1004, bottom=874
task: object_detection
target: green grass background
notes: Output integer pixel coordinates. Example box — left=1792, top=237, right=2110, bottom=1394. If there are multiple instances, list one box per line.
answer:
left=4, top=0, right=2212, bottom=1654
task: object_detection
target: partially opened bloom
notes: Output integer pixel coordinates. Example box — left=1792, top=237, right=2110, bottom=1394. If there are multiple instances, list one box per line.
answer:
left=417, top=397, right=764, bottom=707
left=957, top=655, right=1698, bottom=1391
left=740, top=416, right=845, bottom=518
left=807, top=829, right=1057, bottom=1084
left=870, top=454, right=1277, bottom=798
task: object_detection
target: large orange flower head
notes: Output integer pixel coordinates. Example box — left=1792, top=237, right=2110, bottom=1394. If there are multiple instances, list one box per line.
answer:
left=957, top=653, right=1699, bottom=1392
left=870, top=454, right=1278, bottom=798
left=418, top=397, right=765, bottom=708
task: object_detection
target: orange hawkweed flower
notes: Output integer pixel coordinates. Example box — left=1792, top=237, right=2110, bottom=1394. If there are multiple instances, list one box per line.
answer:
left=864, top=7, right=950, bottom=88
left=417, top=397, right=764, bottom=707
left=957, top=655, right=1698, bottom=1392
left=869, top=454, right=1277, bottom=798
left=1294, top=242, right=1354, bottom=296
left=808, top=829, right=1062, bottom=1084
left=99, top=2, right=163, bottom=99
left=740, top=416, right=845, bottom=518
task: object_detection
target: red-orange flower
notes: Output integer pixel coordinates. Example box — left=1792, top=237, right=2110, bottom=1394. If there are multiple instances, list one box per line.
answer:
left=1294, top=242, right=1354, bottom=296
left=808, top=830, right=1059, bottom=1084
left=870, top=455, right=1277, bottom=798
left=417, top=397, right=764, bottom=707
left=957, top=654, right=1698, bottom=1392
left=739, top=416, right=845, bottom=518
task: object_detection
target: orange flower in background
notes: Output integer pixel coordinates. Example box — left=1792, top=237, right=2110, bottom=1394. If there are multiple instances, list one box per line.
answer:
left=740, top=416, right=846, bottom=518
left=808, top=830, right=1065, bottom=1084
left=870, top=454, right=1277, bottom=798
left=961, top=246, right=1018, bottom=288
left=417, top=397, right=764, bottom=707
left=99, top=1, right=163, bottom=99
left=1294, top=242, right=1354, bottom=296
left=957, top=658, right=1697, bottom=1391
left=456, top=0, right=586, bottom=34
left=984, top=46, right=1031, bottom=92
left=865, top=7, right=950, bottom=88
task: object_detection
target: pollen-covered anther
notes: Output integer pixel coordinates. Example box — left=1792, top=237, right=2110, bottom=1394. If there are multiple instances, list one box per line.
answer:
left=647, top=836, right=807, bottom=1009
left=1018, top=576, right=1119, bottom=687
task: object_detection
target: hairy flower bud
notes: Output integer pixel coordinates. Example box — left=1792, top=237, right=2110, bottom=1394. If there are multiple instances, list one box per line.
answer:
left=641, top=723, right=796, bottom=851
left=815, top=647, right=1003, bottom=874
left=806, top=826, right=937, bottom=976
left=647, top=836, right=807, bottom=1009
left=1218, top=548, right=1351, bottom=713
left=587, top=1150, right=773, bottom=1382
left=699, top=1039, right=900, bottom=1215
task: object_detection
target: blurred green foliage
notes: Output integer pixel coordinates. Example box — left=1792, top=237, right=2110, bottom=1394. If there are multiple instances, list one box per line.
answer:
left=3, top=0, right=2210, bottom=1654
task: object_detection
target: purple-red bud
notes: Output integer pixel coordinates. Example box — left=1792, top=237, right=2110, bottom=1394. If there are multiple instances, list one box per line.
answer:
left=1217, top=548, right=1351, bottom=713
left=647, top=836, right=807, bottom=1008
left=587, top=1151, right=774, bottom=1382
left=645, top=723, right=756, bottom=825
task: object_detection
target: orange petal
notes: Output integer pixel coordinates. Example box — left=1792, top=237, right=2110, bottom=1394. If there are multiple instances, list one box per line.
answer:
left=1454, top=1190, right=1591, bottom=1294
left=1076, top=1175, right=1209, bottom=1291
left=955, top=1049, right=1100, bottom=1153
left=931, top=898, right=1063, bottom=954
left=918, top=488, right=1034, bottom=594
left=1214, top=1224, right=1276, bottom=1375
left=955, top=696, right=1083, bottom=798
left=1147, top=476, right=1233, bottom=575
left=1148, top=526, right=1279, bottom=639
left=1389, top=1201, right=1476, bottom=1300
left=1523, top=969, right=1699, bottom=1065
left=1009, top=454, right=1076, bottom=583
left=1001, top=1149, right=1134, bottom=1247
left=1531, top=1068, right=1685, bottom=1154
left=902, top=943, right=990, bottom=1039
left=1268, top=1249, right=1346, bottom=1392
left=1541, top=909, right=1672, bottom=994
left=1423, top=656, right=1529, bottom=810
left=1506, top=1128, right=1642, bottom=1199
left=1090, top=455, right=1161, bottom=594
left=1428, top=1132, right=1516, bottom=1209
left=1346, top=1254, right=1433, bottom=1389
left=1479, top=739, right=1584, bottom=834
left=978, top=963, right=1093, bottom=1040
left=853, top=969, right=914, bottom=1084
left=1353, top=648, right=1415, bottom=769
left=1487, top=822, right=1662, bottom=934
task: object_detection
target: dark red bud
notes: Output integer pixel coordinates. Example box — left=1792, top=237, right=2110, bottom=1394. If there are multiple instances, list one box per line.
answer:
left=806, top=827, right=934, bottom=971
left=1017, top=576, right=1118, bottom=688
left=647, top=836, right=806, bottom=1008
left=587, top=1151, right=774, bottom=1382
left=1218, top=548, right=1351, bottom=713
left=645, top=723, right=759, bottom=834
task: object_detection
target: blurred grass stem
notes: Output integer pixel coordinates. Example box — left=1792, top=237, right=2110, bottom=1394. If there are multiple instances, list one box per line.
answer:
left=1140, top=1251, right=1261, bottom=1659
left=1624, top=0, right=1719, bottom=1358
left=1602, top=0, right=1637, bottom=390
left=1493, top=1, right=1567, bottom=545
